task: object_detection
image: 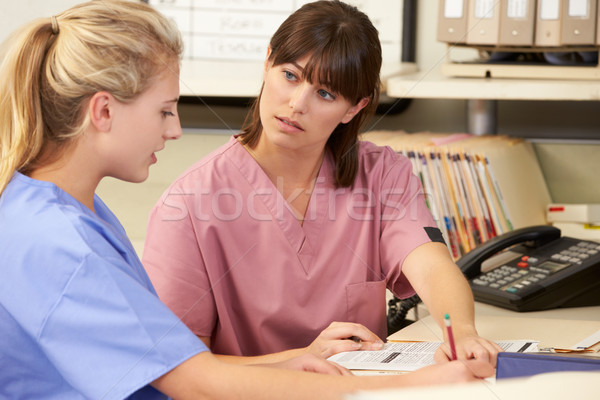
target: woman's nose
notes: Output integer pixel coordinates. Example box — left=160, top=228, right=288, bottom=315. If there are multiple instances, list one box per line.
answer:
left=165, top=118, right=182, bottom=141
left=289, top=84, right=310, bottom=113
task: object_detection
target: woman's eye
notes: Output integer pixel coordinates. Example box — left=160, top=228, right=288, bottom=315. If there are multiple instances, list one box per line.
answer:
left=318, top=89, right=335, bottom=101
left=162, top=111, right=175, bottom=118
left=284, top=70, right=297, bottom=81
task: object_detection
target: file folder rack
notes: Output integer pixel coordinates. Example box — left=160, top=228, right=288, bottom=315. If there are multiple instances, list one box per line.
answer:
left=363, top=131, right=552, bottom=261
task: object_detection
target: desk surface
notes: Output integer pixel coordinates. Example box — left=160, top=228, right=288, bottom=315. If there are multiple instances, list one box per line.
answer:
left=347, top=370, right=600, bottom=400
left=389, top=313, right=600, bottom=350
left=412, top=302, right=600, bottom=322
left=401, top=303, right=600, bottom=349
left=474, top=302, right=600, bottom=321
left=356, top=305, right=600, bottom=400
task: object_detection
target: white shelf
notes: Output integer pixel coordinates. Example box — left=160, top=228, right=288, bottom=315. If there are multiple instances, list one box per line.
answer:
left=386, top=68, right=600, bottom=101
left=179, top=61, right=418, bottom=98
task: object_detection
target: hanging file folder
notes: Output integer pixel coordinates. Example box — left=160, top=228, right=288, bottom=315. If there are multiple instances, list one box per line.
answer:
left=362, top=131, right=551, bottom=259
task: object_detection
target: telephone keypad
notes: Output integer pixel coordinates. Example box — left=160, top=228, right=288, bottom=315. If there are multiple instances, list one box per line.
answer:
left=472, top=239, right=600, bottom=294
left=466, top=233, right=600, bottom=311
left=474, top=266, right=552, bottom=294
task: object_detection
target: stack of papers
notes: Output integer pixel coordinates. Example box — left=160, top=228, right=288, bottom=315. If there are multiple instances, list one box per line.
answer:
left=547, top=203, right=600, bottom=241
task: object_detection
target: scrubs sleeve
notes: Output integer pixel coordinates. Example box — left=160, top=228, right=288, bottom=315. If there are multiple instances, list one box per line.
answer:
left=40, top=253, right=207, bottom=400
left=143, top=188, right=217, bottom=337
left=378, top=149, right=437, bottom=299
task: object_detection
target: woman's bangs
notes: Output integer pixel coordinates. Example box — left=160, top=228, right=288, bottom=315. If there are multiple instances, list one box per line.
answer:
left=303, top=45, right=362, bottom=103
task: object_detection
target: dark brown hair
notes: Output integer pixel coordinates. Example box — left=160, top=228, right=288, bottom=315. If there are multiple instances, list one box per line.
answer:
left=239, top=0, right=382, bottom=187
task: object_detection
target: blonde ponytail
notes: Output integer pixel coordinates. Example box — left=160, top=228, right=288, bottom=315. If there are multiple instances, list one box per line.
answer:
left=0, top=19, right=56, bottom=194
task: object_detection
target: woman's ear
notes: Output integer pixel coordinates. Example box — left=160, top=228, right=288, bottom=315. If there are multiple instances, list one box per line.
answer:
left=341, top=97, right=370, bottom=124
left=263, top=46, right=273, bottom=77
left=88, top=91, right=114, bottom=132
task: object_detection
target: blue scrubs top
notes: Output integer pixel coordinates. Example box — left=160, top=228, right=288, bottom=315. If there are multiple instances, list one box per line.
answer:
left=0, top=173, right=208, bottom=400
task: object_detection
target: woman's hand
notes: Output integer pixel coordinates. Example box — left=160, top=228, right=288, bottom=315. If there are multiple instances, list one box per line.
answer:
left=405, top=358, right=495, bottom=386
left=305, top=321, right=384, bottom=359
left=434, top=334, right=502, bottom=367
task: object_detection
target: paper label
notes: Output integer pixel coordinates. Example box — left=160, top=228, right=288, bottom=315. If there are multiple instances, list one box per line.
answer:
left=444, top=0, right=464, bottom=19
left=475, top=0, right=495, bottom=19
left=540, top=0, right=560, bottom=20
left=507, top=0, right=528, bottom=19
left=568, top=0, right=589, bottom=17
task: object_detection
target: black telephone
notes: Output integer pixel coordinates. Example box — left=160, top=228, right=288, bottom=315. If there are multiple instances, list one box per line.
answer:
left=386, top=225, right=600, bottom=335
left=457, top=225, right=600, bottom=312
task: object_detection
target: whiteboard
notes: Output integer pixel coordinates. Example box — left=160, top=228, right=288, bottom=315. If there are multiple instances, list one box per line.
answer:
left=1, top=0, right=409, bottom=98
left=148, top=0, right=407, bottom=97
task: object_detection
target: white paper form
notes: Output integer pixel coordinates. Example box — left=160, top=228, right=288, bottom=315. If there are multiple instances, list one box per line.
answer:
left=328, top=340, right=539, bottom=372
left=573, top=329, right=600, bottom=350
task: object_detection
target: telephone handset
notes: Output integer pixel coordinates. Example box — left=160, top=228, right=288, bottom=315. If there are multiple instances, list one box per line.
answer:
left=457, top=225, right=600, bottom=312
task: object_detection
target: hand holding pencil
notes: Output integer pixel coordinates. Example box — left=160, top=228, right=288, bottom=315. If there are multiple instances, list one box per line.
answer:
left=434, top=314, right=502, bottom=367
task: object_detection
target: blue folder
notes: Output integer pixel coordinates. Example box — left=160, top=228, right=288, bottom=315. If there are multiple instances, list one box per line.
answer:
left=496, top=352, right=600, bottom=379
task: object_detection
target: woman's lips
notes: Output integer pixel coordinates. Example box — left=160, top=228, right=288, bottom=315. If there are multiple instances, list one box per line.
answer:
left=276, top=117, right=303, bottom=132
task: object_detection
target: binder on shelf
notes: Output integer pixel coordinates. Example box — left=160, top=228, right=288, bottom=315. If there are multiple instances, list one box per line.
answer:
left=466, top=0, right=502, bottom=45
left=362, top=131, right=551, bottom=260
left=499, top=0, right=537, bottom=46
left=561, top=0, right=597, bottom=45
left=597, top=0, right=600, bottom=44
left=437, top=0, right=469, bottom=44
left=535, top=0, right=563, bottom=46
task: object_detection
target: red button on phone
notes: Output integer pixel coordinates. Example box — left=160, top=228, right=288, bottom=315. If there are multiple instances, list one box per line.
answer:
left=517, top=262, right=528, bottom=268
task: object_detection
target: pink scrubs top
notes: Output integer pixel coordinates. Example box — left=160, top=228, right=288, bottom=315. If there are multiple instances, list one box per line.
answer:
left=143, top=136, right=436, bottom=356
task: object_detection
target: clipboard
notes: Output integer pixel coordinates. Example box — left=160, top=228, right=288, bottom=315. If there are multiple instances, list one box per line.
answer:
left=496, top=351, right=600, bottom=379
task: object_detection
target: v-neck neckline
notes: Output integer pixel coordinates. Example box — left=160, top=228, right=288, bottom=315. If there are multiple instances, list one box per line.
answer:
left=228, top=137, right=333, bottom=274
